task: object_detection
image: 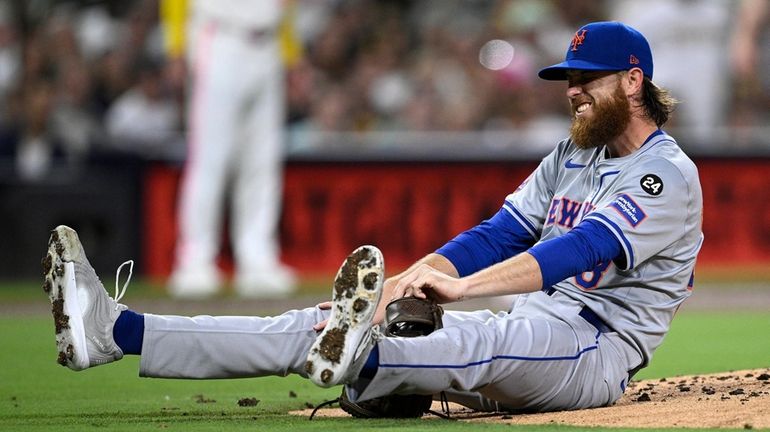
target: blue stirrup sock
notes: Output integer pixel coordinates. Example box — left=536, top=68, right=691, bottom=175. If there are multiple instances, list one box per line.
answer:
left=359, top=344, right=379, bottom=379
left=113, top=309, right=144, bottom=355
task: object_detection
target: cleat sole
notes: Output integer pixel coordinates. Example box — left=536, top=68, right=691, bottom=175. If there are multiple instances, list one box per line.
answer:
left=306, top=246, right=383, bottom=387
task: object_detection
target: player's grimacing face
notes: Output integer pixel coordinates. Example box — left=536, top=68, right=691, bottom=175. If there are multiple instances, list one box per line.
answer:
left=566, top=71, right=631, bottom=150
left=566, top=71, right=618, bottom=117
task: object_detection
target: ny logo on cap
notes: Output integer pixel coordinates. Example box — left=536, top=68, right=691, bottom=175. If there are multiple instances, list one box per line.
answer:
left=571, top=29, right=587, bottom=52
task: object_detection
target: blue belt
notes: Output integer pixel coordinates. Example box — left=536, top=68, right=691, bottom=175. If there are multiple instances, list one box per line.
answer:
left=542, top=287, right=613, bottom=333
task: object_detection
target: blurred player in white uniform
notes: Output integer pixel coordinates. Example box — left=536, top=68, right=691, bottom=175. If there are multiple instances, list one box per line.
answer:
left=162, top=0, right=297, bottom=298
left=609, top=0, right=732, bottom=145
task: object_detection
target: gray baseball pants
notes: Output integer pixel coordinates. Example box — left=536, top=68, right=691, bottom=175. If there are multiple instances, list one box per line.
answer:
left=139, top=291, right=639, bottom=412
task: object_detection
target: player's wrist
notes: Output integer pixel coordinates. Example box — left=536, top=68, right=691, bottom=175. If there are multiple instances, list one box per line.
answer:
left=458, top=274, right=483, bottom=301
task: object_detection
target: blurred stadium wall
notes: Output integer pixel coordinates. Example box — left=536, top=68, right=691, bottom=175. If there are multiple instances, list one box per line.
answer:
left=2, top=131, right=770, bottom=280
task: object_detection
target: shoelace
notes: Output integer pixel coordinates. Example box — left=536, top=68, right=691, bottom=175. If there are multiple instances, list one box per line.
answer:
left=309, top=397, right=340, bottom=420
left=308, top=391, right=453, bottom=420
left=427, top=391, right=453, bottom=419
left=114, top=260, right=134, bottom=308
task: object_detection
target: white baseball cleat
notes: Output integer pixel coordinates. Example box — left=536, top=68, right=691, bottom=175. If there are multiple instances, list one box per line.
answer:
left=306, top=245, right=384, bottom=388
left=42, top=225, right=131, bottom=370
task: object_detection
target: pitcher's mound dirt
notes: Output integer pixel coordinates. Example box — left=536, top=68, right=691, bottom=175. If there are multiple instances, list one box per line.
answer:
left=293, top=368, right=770, bottom=428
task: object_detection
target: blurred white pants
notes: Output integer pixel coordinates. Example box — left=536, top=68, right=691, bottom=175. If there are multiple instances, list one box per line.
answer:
left=173, top=17, right=286, bottom=284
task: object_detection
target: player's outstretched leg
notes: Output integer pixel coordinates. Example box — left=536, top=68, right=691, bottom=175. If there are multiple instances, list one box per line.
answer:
left=42, top=225, right=129, bottom=371
left=306, top=245, right=384, bottom=387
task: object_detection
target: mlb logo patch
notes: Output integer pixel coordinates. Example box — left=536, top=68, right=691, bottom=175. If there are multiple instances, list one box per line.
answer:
left=610, top=194, right=647, bottom=227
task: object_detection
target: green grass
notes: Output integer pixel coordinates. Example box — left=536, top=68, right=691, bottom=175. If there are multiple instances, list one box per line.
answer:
left=638, top=312, right=770, bottom=379
left=0, top=284, right=769, bottom=431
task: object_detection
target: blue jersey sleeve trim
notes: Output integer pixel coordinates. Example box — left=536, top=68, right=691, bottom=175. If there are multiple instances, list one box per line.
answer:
left=584, top=213, right=635, bottom=270
left=503, top=201, right=539, bottom=239
left=435, top=240, right=477, bottom=278
left=436, top=207, right=537, bottom=277
left=527, top=219, right=623, bottom=288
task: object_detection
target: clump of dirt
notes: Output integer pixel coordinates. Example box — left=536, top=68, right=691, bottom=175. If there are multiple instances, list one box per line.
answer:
left=193, top=394, right=216, bottom=404
left=320, top=369, right=333, bottom=384
left=56, top=344, right=74, bottom=367
left=318, top=327, right=346, bottom=363
left=54, top=238, right=64, bottom=256
left=237, top=397, right=259, bottom=407
left=51, top=290, right=69, bottom=334
left=352, top=298, right=368, bottom=312
left=49, top=231, right=60, bottom=248
left=56, top=349, right=68, bottom=366
left=362, top=272, right=378, bottom=291
left=335, top=249, right=371, bottom=299
left=41, top=254, right=52, bottom=277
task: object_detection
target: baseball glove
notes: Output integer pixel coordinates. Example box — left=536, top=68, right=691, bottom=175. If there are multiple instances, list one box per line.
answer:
left=384, top=296, right=444, bottom=337
left=338, top=296, right=443, bottom=418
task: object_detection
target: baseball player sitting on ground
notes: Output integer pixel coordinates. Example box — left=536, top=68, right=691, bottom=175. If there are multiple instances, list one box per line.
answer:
left=42, top=21, right=702, bottom=415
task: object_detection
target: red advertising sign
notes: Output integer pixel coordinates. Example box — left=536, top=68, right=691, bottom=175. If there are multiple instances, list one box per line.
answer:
left=142, top=159, right=770, bottom=280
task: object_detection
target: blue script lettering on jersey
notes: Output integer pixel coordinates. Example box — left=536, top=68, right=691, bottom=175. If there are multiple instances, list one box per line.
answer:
left=559, top=198, right=583, bottom=228
left=610, top=194, right=647, bottom=227
left=546, top=197, right=596, bottom=228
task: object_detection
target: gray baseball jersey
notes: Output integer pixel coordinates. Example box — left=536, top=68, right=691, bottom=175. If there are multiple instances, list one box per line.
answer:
left=504, top=131, right=703, bottom=369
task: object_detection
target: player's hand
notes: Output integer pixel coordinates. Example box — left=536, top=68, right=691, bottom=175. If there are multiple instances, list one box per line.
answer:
left=312, top=301, right=332, bottom=331
left=391, top=263, right=467, bottom=304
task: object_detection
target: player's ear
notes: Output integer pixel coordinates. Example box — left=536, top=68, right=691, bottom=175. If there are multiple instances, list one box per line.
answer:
left=623, top=67, right=645, bottom=97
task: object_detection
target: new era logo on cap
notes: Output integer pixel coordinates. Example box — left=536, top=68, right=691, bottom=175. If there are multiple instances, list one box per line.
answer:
left=538, top=21, right=653, bottom=81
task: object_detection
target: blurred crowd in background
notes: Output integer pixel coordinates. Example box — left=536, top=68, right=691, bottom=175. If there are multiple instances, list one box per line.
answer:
left=0, top=0, right=767, bottom=181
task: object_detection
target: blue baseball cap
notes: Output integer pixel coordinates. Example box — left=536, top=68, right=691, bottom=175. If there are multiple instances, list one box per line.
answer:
left=538, top=21, right=653, bottom=81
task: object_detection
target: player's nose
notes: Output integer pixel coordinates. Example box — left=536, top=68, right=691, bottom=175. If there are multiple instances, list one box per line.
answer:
left=566, top=84, right=583, bottom=99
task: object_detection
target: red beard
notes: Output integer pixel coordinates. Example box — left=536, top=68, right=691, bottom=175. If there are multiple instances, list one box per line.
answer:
left=569, top=82, right=631, bottom=150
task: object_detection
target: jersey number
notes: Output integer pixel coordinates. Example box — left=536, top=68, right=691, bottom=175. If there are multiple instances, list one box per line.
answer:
left=642, top=177, right=660, bottom=193
left=640, top=174, right=664, bottom=196
left=575, top=260, right=612, bottom=289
